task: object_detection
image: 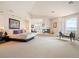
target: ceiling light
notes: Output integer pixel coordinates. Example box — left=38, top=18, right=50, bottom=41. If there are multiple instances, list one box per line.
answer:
left=51, top=11, right=55, bottom=13
left=9, top=9, right=14, bottom=13
left=0, top=11, right=4, bottom=13
left=68, top=1, right=74, bottom=4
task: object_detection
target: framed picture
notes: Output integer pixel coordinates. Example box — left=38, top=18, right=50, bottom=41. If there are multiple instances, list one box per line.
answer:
left=53, top=22, right=57, bottom=28
left=9, top=18, right=20, bottom=29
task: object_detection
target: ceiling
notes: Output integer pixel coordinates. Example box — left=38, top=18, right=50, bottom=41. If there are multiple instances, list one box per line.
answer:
left=0, top=1, right=79, bottom=19
left=0, top=1, right=36, bottom=19
left=31, top=1, right=79, bottom=18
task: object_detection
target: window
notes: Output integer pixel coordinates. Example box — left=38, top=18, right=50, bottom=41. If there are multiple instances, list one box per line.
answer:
left=66, top=17, right=77, bottom=33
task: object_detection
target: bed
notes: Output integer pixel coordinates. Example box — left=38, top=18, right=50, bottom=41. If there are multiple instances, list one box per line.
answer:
left=8, top=30, right=37, bottom=42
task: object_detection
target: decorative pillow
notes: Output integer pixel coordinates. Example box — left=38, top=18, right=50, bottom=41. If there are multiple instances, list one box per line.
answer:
left=13, top=30, right=19, bottom=34
left=20, top=30, right=23, bottom=33
left=13, top=30, right=23, bottom=34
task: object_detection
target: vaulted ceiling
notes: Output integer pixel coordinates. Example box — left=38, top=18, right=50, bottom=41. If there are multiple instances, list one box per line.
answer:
left=0, top=1, right=79, bottom=19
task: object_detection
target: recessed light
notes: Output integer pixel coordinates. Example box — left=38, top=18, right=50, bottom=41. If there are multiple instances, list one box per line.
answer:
left=0, top=11, right=4, bottom=13
left=9, top=9, right=14, bottom=13
left=68, top=1, right=74, bottom=4
left=51, top=11, right=55, bottom=13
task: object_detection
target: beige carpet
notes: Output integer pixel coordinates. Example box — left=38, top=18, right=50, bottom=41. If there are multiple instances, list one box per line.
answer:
left=0, top=41, right=19, bottom=47
left=0, top=35, right=79, bottom=58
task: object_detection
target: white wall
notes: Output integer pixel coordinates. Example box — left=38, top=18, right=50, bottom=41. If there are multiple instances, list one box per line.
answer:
left=0, top=14, right=5, bottom=28
left=0, top=10, right=31, bottom=35
left=50, top=17, right=62, bottom=36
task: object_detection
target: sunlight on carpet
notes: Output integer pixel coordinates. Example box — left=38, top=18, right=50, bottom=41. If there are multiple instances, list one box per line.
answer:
left=0, top=41, right=19, bottom=47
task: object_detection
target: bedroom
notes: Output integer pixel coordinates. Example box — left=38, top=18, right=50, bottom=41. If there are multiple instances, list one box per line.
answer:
left=0, top=1, right=79, bottom=58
